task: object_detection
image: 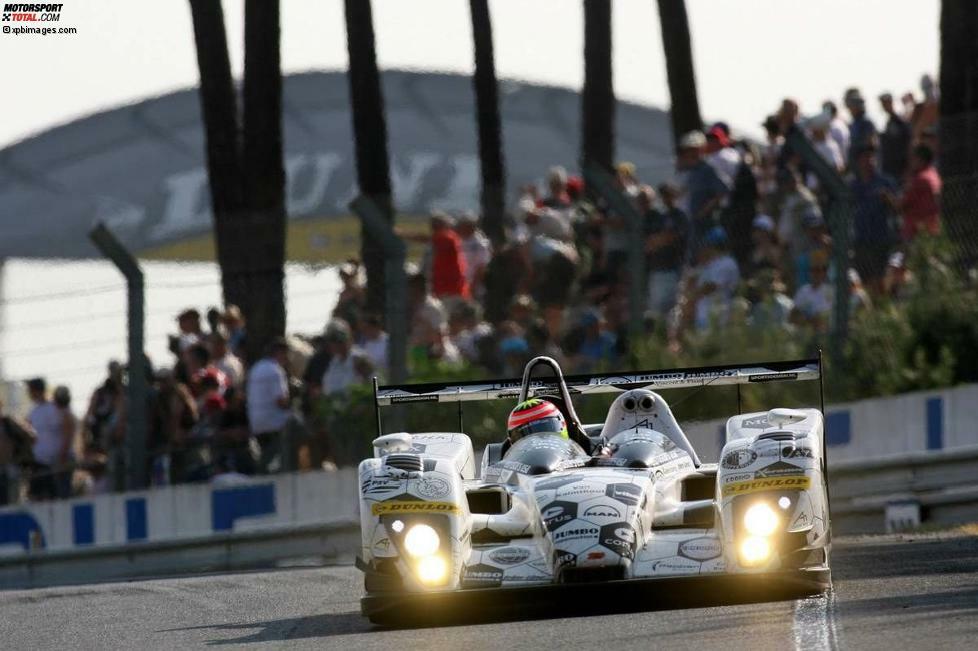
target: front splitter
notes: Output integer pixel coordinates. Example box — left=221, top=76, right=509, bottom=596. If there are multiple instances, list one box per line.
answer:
left=360, top=567, right=831, bottom=627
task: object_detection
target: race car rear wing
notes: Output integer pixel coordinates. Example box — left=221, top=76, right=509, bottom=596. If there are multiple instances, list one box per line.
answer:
left=374, top=357, right=822, bottom=407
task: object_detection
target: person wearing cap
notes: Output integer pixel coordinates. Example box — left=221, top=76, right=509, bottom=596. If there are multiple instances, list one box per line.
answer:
left=689, top=226, right=740, bottom=331
left=843, top=88, right=878, bottom=167
left=805, top=110, right=844, bottom=176
left=850, top=142, right=899, bottom=293
left=878, top=92, right=911, bottom=180
left=246, top=337, right=292, bottom=473
left=541, top=166, right=572, bottom=209
left=676, top=130, right=728, bottom=255
left=705, top=124, right=741, bottom=189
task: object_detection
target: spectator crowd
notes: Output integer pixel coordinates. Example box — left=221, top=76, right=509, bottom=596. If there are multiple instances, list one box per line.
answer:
left=0, top=75, right=946, bottom=505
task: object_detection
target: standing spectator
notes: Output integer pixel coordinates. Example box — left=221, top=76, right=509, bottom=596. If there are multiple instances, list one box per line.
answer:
left=359, top=314, right=389, bottom=374
left=843, top=88, right=877, bottom=166
left=26, top=378, right=70, bottom=500
left=426, top=212, right=470, bottom=300
left=0, top=398, right=35, bottom=506
left=332, top=260, right=366, bottom=331
left=455, top=212, right=492, bottom=300
left=219, top=305, right=247, bottom=358
left=822, top=100, right=850, bottom=160
left=246, top=337, right=292, bottom=474
left=850, top=143, right=899, bottom=294
left=878, top=92, right=912, bottom=180
left=899, top=144, right=942, bottom=243
left=572, top=309, right=617, bottom=372
left=747, top=214, right=783, bottom=277
left=208, top=332, right=244, bottom=389
left=643, top=184, right=688, bottom=322
left=541, top=166, right=572, bottom=209
left=689, top=227, right=741, bottom=331
left=676, top=130, right=728, bottom=256
left=806, top=112, right=845, bottom=176
left=791, top=252, right=834, bottom=333
left=747, top=269, right=794, bottom=331
left=910, top=74, right=940, bottom=145
left=777, top=168, right=823, bottom=285
left=705, top=124, right=741, bottom=189
left=52, top=387, right=78, bottom=496
left=176, top=308, right=204, bottom=352
left=321, top=319, right=373, bottom=396
left=82, top=361, right=125, bottom=454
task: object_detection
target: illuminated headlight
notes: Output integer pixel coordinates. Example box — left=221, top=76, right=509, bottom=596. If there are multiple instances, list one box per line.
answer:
left=416, top=555, right=448, bottom=585
left=744, top=503, right=779, bottom=537
left=403, top=524, right=440, bottom=558
left=740, top=536, right=772, bottom=565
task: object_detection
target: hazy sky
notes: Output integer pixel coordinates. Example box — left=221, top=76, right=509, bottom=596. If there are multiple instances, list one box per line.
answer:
left=0, top=0, right=939, bottom=148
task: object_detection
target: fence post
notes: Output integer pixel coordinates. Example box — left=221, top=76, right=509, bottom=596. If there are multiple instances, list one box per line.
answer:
left=784, top=127, right=852, bottom=363
left=582, top=163, right=645, bottom=340
left=88, top=223, right=148, bottom=491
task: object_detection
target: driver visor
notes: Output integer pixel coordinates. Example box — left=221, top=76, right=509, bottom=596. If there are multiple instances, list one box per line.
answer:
left=509, top=416, right=568, bottom=440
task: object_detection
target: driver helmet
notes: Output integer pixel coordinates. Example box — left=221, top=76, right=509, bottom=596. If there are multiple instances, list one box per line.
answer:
left=507, top=398, right=568, bottom=442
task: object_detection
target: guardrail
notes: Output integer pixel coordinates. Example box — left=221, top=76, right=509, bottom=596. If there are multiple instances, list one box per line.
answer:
left=830, top=444, right=978, bottom=534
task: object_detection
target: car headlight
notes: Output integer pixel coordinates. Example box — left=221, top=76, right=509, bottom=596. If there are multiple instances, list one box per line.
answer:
left=744, top=503, right=779, bottom=537
left=416, top=555, right=448, bottom=585
left=739, top=536, right=772, bottom=565
left=403, top=524, right=440, bottom=558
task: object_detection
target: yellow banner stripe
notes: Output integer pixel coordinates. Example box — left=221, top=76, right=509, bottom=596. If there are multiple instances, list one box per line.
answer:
left=721, top=476, right=811, bottom=497
left=371, top=501, right=460, bottom=516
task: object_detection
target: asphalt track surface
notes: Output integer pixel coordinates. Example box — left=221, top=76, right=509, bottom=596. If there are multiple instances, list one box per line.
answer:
left=3, top=534, right=977, bottom=650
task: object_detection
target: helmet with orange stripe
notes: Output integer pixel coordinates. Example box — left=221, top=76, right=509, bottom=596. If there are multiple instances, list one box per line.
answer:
left=507, top=398, right=568, bottom=442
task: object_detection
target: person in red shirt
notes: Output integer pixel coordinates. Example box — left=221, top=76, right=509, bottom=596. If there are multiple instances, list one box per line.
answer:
left=429, top=212, right=470, bottom=299
left=900, top=144, right=942, bottom=242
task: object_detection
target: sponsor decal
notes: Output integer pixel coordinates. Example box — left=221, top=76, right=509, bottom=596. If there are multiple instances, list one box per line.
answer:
left=721, top=476, right=811, bottom=497
left=553, top=526, right=599, bottom=542
left=740, top=415, right=770, bottom=429
left=678, top=537, right=722, bottom=561
left=599, top=522, right=637, bottom=559
left=650, top=558, right=701, bottom=573
left=721, top=449, right=757, bottom=469
left=488, top=547, right=532, bottom=565
left=586, top=551, right=606, bottom=560
left=749, top=372, right=798, bottom=383
left=541, top=501, right=577, bottom=531
left=723, top=472, right=753, bottom=484
left=361, top=478, right=401, bottom=494
left=783, top=446, right=814, bottom=459
left=582, top=504, right=622, bottom=519
left=497, top=459, right=531, bottom=474
left=389, top=394, right=439, bottom=403
left=408, top=444, right=427, bottom=453
left=534, top=475, right=582, bottom=491
left=793, top=512, right=810, bottom=528
left=605, top=482, right=642, bottom=506
left=553, top=549, right=577, bottom=571
left=413, top=434, right=452, bottom=442
left=463, top=563, right=503, bottom=586
left=371, top=500, right=460, bottom=515
left=415, top=477, right=450, bottom=499
left=755, top=461, right=805, bottom=479
left=373, top=538, right=391, bottom=552
left=558, top=482, right=605, bottom=498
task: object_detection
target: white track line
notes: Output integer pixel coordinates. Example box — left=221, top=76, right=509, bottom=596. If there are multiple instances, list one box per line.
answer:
left=793, top=590, right=843, bottom=650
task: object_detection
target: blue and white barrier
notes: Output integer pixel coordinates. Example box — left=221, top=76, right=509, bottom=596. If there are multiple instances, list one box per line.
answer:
left=0, top=468, right=357, bottom=557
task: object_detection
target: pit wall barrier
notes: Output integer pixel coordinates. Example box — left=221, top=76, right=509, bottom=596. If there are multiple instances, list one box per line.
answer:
left=683, top=383, right=976, bottom=464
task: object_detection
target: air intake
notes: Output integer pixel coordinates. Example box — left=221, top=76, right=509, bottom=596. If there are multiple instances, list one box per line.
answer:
left=756, top=431, right=796, bottom=442
left=384, top=454, right=424, bottom=472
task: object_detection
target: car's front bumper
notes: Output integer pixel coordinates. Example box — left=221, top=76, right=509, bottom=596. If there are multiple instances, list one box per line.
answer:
left=360, top=566, right=831, bottom=626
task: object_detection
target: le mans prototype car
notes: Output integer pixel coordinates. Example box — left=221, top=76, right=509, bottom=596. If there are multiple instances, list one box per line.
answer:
left=356, top=356, right=831, bottom=624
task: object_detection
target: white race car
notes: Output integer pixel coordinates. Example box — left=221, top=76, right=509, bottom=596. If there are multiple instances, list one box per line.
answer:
left=356, top=356, right=831, bottom=624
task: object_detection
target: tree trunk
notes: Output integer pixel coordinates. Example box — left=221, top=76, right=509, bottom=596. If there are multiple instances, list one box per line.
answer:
left=242, top=0, right=287, bottom=362
left=344, top=0, right=393, bottom=315
left=187, top=0, right=247, bottom=313
left=656, top=0, right=702, bottom=148
left=469, top=0, right=506, bottom=247
left=581, top=0, right=615, bottom=173
left=939, top=0, right=978, bottom=261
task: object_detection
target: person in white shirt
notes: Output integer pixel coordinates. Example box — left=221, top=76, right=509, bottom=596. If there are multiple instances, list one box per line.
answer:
left=246, top=338, right=292, bottom=473
left=791, top=258, right=834, bottom=333
left=455, top=212, right=492, bottom=299
left=690, top=227, right=741, bottom=330
left=359, top=314, right=389, bottom=375
left=26, top=378, right=73, bottom=500
left=208, top=332, right=244, bottom=389
left=705, top=125, right=742, bottom=190
left=321, top=319, right=372, bottom=396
